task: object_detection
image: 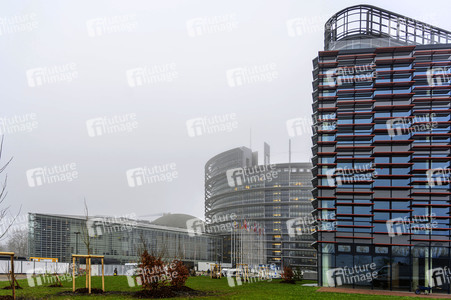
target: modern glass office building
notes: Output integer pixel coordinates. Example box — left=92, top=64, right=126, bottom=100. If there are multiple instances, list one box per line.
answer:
left=205, top=145, right=316, bottom=270
left=311, top=5, right=451, bottom=293
left=28, top=213, right=222, bottom=264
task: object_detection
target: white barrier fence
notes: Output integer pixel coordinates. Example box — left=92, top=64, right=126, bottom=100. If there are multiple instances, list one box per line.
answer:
left=0, top=261, right=135, bottom=275
left=0, top=261, right=70, bottom=274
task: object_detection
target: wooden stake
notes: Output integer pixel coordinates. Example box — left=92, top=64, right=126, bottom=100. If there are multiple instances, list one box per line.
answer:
left=85, top=258, right=88, bottom=288
left=11, top=255, right=15, bottom=300
left=88, top=258, right=91, bottom=294
left=101, top=258, right=105, bottom=292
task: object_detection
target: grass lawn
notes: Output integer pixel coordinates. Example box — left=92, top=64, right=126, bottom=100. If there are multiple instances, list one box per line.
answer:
left=0, top=275, right=446, bottom=299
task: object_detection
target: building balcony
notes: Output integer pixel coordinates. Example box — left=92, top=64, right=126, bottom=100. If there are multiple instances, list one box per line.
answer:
left=372, top=151, right=414, bottom=156
left=336, top=134, right=375, bottom=140
left=374, top=81, right=415, bottom=88
left=336, top=235, right=374, bottom=240
left=373, top=103, right=415, bottom=109
left=372, top=139, right=414, bottom=145
left=337, top=111, right=375, bottom=116
left=337, top=100, right=375, bottom=106
left=414, top=61, right=451, bottom=67
left=373, top=186, right=413, bottom=189
left=318, top=62, right=338, bottom=68
left=374, top=163, right=413, bottom=167
left=411, top=156, right=451, bottom=161
left=336, top=122, right=375, bottom=128
left=318, top=106, right=338, bottom=112
left=336, top=202, right=374, bottom=206
left=317, top=96, right=339, bottom=101
left=376, top=69, right=415, bottom=75
left=412, top=96, right=451, bottom=103
left=411, top=144, right=451, bottom=150
left=414, top=85, right=451, bottom=91
left=411, top=191, right=451, bottom=196
left=337, top=53, right=376, bottom=60
left=414, top=49, right=451, bottom=56
left=373, top=197, right=413, bottom=201
left=336, top=156, right=374, bottom=161
left=337, top=88, right=375, bottom=95
left=376, top=174, right=413, bottom=179
left=317, top=141, right=337, bottom=146
left=375, top=57, right=415, bottom=64
left=336, top=145, right=374, bottom=151
left=336, top=190, right=374, bottom=195
left=373, top=209, right=413, bottom=213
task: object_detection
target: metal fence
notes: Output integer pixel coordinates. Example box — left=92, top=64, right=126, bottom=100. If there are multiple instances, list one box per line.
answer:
left=0, top=261, right=135, bottom=275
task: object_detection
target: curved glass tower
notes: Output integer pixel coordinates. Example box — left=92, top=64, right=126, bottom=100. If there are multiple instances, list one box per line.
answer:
left=205, top=146, right=316, bottom=270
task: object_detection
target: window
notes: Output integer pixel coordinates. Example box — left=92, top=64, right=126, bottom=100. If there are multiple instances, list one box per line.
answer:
left=375, top=246, right=389, bottom=254
left=338, top=245, right=351, bottom=252
left=356, top=246, right=370, bottom=253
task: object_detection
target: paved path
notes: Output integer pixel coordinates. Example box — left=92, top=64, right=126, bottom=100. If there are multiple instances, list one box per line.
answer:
left=318, top=287, right=451, bottom=298
left=0, top=274, right=27, bottom=281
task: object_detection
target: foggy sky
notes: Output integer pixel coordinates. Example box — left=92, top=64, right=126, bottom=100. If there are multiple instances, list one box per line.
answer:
left=1, top=0, right=450, bottom=228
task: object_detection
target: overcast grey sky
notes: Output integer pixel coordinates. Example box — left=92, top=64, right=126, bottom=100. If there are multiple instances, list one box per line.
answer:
left=1, top=0, right=450, bottom=223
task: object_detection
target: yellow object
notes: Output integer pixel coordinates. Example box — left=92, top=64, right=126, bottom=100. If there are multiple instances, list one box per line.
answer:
left=30, top=257, right=58, bottom=262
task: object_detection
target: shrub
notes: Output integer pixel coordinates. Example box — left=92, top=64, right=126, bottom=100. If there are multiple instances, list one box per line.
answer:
left=139, top=250, right=168, bottom=291
left=168, top=259, right=189, bottom=288
left=281, top=266, right=294, bottom=282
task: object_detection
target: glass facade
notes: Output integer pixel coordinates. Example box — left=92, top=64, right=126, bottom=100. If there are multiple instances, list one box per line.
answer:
left=205, top=147, right=316, bottom=270
left=28, top=213, right=222, bottom=264
left=312, top=5, right=451, bottom=293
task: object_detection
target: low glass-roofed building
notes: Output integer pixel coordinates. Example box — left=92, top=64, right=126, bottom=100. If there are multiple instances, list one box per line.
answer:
left=28, top=213, right=222, bottom=264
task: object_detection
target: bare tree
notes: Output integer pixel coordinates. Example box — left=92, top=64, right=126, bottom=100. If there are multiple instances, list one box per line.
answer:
left=6, top=228, right=28, bottom=257
left=80, top=199, right=92, bottom=255
left=0, top=137, right=17, bottom=240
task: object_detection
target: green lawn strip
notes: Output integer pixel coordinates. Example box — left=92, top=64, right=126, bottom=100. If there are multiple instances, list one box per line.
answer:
left=0, top=276, right=447, bottom=299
